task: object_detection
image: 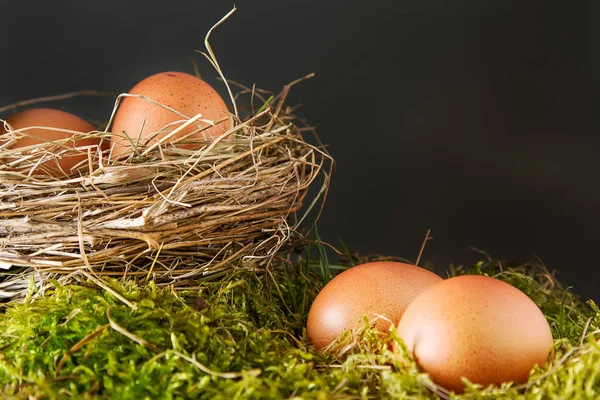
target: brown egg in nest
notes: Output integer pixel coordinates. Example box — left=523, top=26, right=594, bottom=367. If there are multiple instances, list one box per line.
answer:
left=397, top=275, right=554, bottom=392
left=109, top=71, right=231, bottom=159
left=306, top=261, right=442, bottom=350
left=1, top=108, right=99, bottom=176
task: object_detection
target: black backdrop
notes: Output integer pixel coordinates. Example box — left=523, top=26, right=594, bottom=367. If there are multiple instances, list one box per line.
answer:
left=1, top=0, right=598, bottom=302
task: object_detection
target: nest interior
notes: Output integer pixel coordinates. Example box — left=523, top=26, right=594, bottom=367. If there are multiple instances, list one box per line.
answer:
left=0, top=85, right=331, bottom=298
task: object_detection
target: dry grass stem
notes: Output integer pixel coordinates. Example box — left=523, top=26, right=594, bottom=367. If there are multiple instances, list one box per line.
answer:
left=56, top=323, right=110, bottom=372
left=106, top=307, right=162, bottom=353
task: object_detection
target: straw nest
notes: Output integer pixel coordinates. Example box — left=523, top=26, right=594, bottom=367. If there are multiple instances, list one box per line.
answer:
left=0, top=70, right=331, bottom=299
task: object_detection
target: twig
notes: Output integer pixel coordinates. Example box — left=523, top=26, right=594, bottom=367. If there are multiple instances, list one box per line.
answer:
left=415, top=229, right=432, bottom=267
left=56, top=323, right=110, bottom=372
left=0, top=90, right=113, bottom=115
left=106, top=307, right=161, bottom=353
left=81, top=271, right=138, bottom=311
left=171, top=350, right=261, bottom=379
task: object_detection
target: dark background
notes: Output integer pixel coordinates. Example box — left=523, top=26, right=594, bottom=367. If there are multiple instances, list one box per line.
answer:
left=1, top=1, right=598, bottom=302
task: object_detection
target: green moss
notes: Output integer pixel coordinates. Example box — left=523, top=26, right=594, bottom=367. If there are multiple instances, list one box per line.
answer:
left=0, top=257, right=598, bottom=399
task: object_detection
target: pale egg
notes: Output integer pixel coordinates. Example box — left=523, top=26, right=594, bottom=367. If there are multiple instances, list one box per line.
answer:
left=110, top=71, right=231, bottom=159
left=307, top=261, right=442, bottom=350
left=2, top=108, right=98, bottom=176
left=397, top=275, right=554, bottom=392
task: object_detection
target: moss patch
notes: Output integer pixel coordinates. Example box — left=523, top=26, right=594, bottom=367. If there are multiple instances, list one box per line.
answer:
left=0, top=257, right=598, bottom=399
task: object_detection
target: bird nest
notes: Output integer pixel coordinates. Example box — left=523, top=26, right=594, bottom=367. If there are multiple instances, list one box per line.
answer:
left=0, top=77, right=331, bottom=299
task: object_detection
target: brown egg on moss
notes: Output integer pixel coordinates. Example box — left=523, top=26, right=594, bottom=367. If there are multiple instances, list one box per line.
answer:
left=109, top=71, right=231, bottom=159
left=1, top=108, right=98, bottom=176
left=306, top=261, right=442, bottom=350
left=397, top=275, right=554, bottom=393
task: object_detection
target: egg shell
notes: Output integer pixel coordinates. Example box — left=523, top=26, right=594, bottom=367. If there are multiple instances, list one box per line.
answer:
left=397, top=275, right=554, bottom=392
left=306, top=261, right=442, bottom=350
left=110, top=71, right=231, bottom=158
left=2, top=108, right=98, bottom=176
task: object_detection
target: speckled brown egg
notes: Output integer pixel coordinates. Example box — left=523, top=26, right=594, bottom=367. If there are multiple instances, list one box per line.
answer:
left=2, top=108, right=98, bottom=176
left=109, top=71, right=231, bottom=158
left=397, top=275, right=554, bottom=392
left=306, top=261, right=442, bottom=350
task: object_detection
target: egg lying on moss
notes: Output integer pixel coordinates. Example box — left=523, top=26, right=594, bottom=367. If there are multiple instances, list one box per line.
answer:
left=109, top=71, right=231, bottom=159
left=306, top=261, right=442, bottom=350
left=397, top=275, right=554, bottom=392
left=1, top=108, right=98, bottom=176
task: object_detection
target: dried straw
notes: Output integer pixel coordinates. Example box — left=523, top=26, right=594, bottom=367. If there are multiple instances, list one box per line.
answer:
left=0, top=8, right=331, bottom=299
